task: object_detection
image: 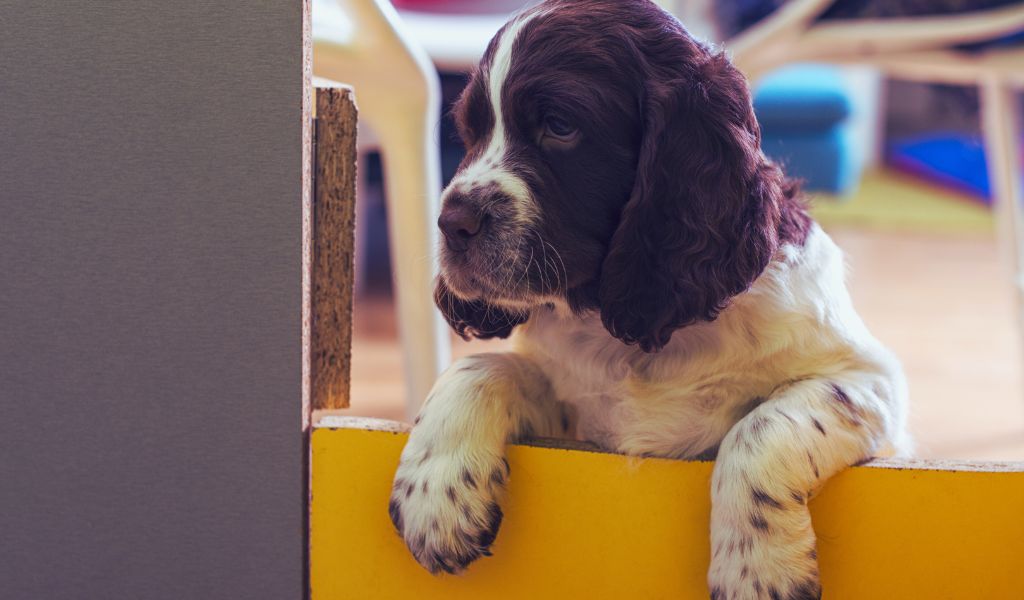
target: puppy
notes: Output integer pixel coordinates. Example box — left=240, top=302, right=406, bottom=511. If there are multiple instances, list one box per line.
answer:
left=389, top=1, right=909, bottom=598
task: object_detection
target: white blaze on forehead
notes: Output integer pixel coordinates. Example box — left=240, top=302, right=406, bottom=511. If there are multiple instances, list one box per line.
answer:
left=446, top=10, right=543, bottom=224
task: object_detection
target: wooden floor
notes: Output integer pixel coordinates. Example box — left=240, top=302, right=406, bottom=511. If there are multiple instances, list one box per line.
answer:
left=342, top=225, right=1024, bottom=461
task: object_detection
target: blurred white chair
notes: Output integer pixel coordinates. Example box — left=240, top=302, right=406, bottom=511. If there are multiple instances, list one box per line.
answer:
left=394, top=0, right=682, bottom=71
left=313, top=0, right=450, bottom=418
left=397, top=10, right=508, bottom=71
left=727, top=0, right=1024, bottom=343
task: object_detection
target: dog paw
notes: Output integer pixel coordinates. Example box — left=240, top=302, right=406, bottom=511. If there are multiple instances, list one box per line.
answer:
left=708, top=535, right=820, bottom=600
left=388, top=445, right=510, bottom=574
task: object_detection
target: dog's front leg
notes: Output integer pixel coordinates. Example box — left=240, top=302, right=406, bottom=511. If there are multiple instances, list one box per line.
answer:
left=389, top=352, right=562, bottom=574
left=708, top=376, right=902, bottom=600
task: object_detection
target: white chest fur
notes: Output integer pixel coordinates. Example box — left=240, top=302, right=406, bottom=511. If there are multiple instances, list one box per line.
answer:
left=510, top=225, right=896, bottom=458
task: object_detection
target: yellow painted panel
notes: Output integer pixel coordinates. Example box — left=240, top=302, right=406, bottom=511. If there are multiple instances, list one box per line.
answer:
left=311, top=422, right=1024, bottom=599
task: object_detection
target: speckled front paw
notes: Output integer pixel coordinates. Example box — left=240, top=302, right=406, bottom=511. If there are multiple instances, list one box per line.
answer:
left=388, top=440, right=510, bottom=574
left=708, top=531, right=820, bottom=600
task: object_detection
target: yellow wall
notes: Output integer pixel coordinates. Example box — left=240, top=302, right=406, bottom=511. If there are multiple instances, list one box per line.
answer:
left=311, top=419, right=1024, bottom=599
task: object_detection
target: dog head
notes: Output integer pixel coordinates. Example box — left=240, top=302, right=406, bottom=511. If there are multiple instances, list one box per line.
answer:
left=435, top=0, right=805, bottom=351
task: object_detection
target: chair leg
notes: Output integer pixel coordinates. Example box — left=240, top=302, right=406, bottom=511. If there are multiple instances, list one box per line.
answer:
left=375, top=108, right=451, bottom=420
left=980, top=79, right=1024, bottom=352
left=353, top=151, right=370, bottom=298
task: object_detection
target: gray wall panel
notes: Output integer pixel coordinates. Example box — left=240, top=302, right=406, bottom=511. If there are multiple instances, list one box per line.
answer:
left=0, top=2, right=305, bottom=597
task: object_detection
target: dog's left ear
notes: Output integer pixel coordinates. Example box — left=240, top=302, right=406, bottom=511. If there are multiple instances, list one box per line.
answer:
left=434, top=277, right=529, bottom=341
left=599, top=36, right=784, bottom=352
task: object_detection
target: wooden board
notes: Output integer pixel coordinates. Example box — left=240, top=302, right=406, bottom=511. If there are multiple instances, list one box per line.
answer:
left=310, top=85, right=358, bottom=410
left=311, top=417, right=1024, bottom=599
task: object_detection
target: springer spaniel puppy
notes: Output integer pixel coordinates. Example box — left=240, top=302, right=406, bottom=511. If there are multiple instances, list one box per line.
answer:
left=389, top=1, right=909, bottom=597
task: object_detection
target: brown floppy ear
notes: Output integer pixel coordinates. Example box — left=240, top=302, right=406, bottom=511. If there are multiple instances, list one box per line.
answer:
left=434, top=277, right=529, bottom=340
left=599, top=39, right=785, bottom=352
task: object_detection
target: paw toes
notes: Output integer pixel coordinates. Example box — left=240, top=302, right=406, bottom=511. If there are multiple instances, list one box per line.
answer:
left=390, top=455, right=509, bottom=575
left=710, top=581, right=820, bottom=600
left=388, top=497, right=403, bottom=533
left=474, top=502, right=502, bottom=548
left=787, top=580, right=822, bottom=600
left=710, top=550, right=821, bottom=600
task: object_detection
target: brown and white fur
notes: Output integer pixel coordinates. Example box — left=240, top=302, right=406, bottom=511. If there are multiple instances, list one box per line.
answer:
left=388, top=2, right=909, bottom=598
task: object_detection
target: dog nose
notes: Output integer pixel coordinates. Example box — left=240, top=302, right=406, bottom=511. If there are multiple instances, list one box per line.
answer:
left=438, top=203, right=484, bottom=252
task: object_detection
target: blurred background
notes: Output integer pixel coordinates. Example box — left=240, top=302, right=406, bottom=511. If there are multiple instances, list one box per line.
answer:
left=314, top=0, right=1024, bottom=460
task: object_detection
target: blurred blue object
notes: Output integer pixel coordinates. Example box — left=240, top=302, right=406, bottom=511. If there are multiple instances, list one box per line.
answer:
left=754, top=64, right=861, bottom=195
left=761, top=129, right=858, bottom=195
left=889, top=133, right=995, bottom=203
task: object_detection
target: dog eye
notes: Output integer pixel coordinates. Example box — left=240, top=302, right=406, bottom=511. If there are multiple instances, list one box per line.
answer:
left=542, top=115, right=578, bottom=142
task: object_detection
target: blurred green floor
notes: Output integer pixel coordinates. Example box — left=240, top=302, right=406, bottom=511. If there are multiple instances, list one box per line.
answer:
left=811, top=169, right=994, bottom=235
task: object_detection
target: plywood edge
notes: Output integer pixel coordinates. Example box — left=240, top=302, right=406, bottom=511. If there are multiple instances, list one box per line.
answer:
left=309, top=86, right=358, bottom=410
left=301, top=0, right=314, bottom=433
left=311, top=415, right=1024, bottom=473
left=312, top=78, right=354, bottom=92
left=316, top=415, right=412, bottom=434
left=311, top=80, right=356, bottom=118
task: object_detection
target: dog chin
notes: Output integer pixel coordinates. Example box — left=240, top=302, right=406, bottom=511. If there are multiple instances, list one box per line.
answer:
left=441, top=269, right=538, bottom=311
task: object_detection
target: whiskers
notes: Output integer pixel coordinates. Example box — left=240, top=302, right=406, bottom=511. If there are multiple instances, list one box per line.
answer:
left=489, top=230, right=567, bottom=302
left=537, top=231, right=568, bottom=295
left=444, top=227, right=568, bottom=314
